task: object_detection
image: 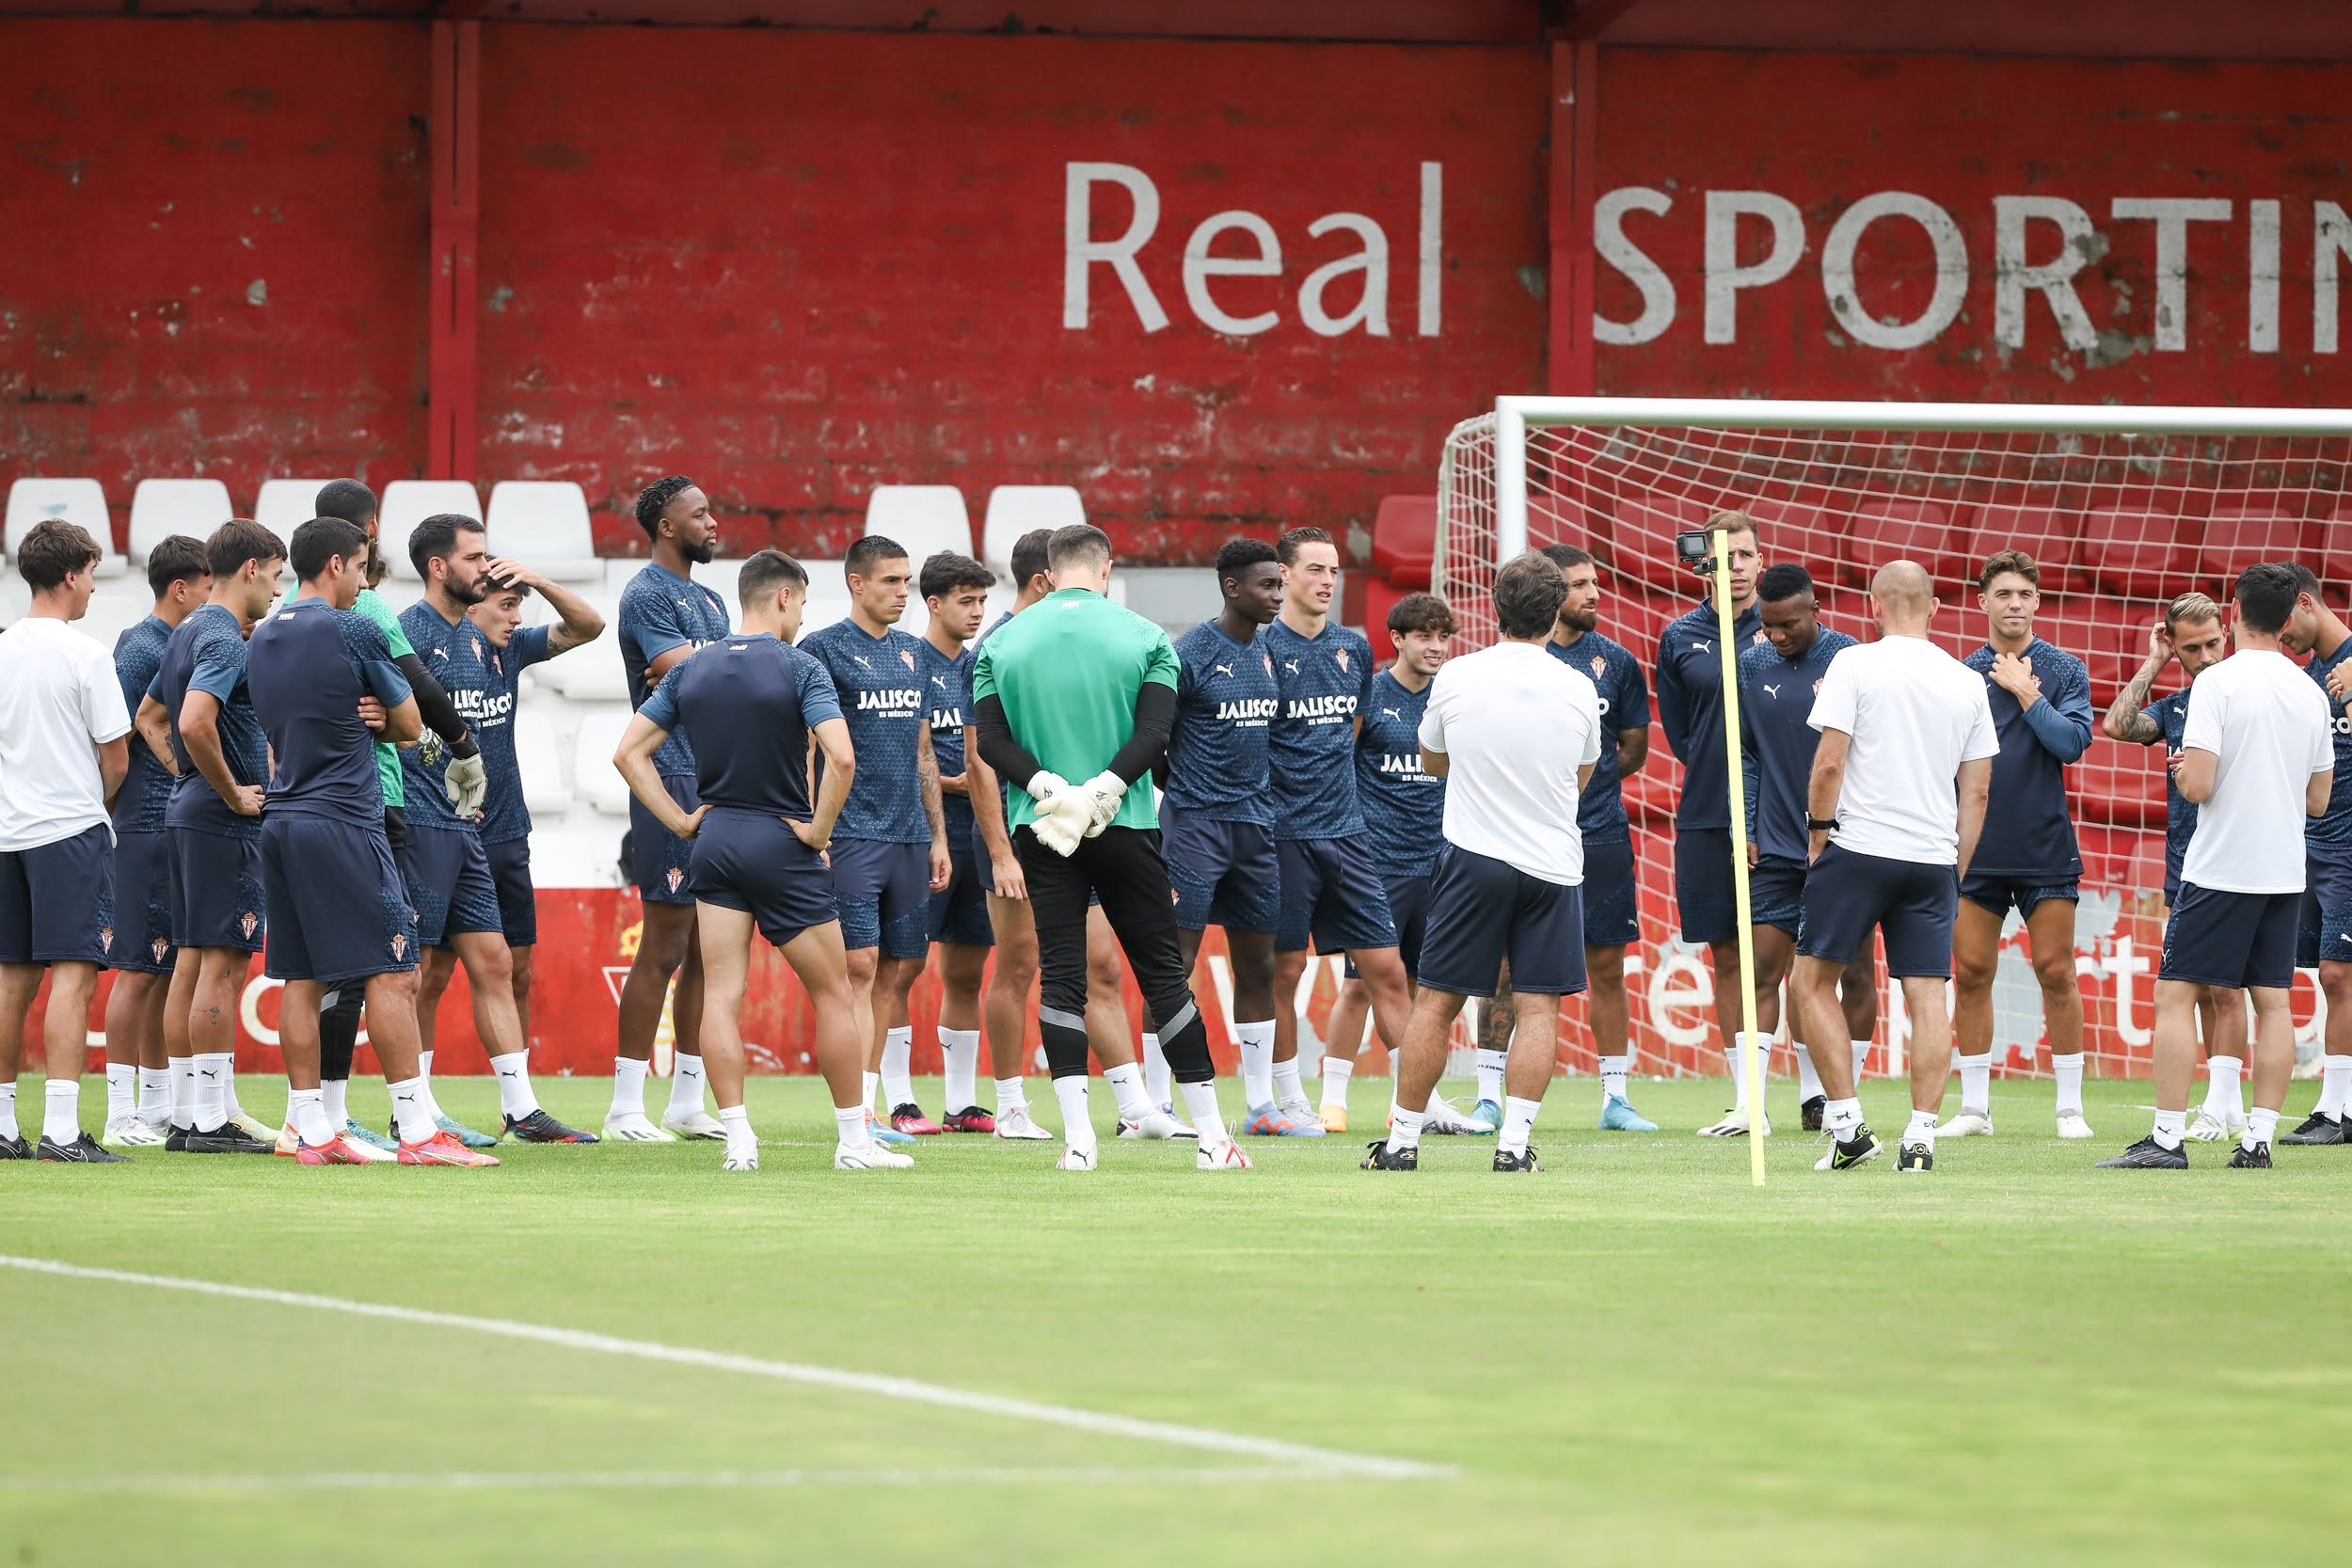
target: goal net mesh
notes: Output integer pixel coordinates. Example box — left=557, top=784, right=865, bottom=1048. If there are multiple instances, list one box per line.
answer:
left=1436, top=409, right=2352, bottom=1084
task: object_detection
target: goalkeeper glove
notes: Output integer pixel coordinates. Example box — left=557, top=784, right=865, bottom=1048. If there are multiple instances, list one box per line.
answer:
left=1076, top=770, right=1127, bottom=838
left=443, top=752, right=488, bottom=818
left=1030, top=791, right=1093, bottom=857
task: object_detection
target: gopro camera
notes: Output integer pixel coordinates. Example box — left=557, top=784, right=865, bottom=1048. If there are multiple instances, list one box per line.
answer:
left=1675, top=530, right=1714, bottom=572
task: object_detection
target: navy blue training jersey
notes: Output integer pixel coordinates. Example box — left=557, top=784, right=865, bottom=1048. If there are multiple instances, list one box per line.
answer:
left=398, top=601, right=521, bottom=832
left=1265, top=618, right=1375, bottom=841
left=2138, top=688, right=2198, bottom=892
left=617, top=562, right=731, bottom=779
left=1656, top=595, right=1765, bottom=832
left=1165, top=619, right=1278, bottom=824
left=639, top=634, right=843, bottom=820
left=1737, top=629, right=1855, bottom=863
left=799, top=617, right=932, bottom=845
left=112, top=613, right=175, bottom=834
left=1355, top=669, right=1444, bottom=879
left=246, top=598, right=413, bottom=830
left=1963, top=638, right=2093, bottom=879
left=151, top=603, right=268, bottom=842
left=1547, top=629, right=1651, bottom=846
left=472, top=623, right=552, bottom=846
left=2305, top=636, right=2352, bottom=849
left=917, top=634, right=977, bottom=834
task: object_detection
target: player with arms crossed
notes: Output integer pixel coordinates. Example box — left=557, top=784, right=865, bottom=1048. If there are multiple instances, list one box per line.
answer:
left=1739, top=564, right=1875, bottom=1132
left=1657, top=511, right=1772, bottom=1137
left=1792, top=562, right=1996, bottom=1174
left=0, top=520, right=134, bottom=1162
left=2101, top=563, right=2333, bottom=1169
left=615, top=550, right=887, bottom=1172
left=2102, top=594, right=2248, bottom=1141
left=609, top=475, right=730, bottom=1142
left=1947, top=550, right=2098, bottom=1142
left=1361, top=553, right=1600, bottom=1174
left=2277, top=565, right=2352, bottom=1145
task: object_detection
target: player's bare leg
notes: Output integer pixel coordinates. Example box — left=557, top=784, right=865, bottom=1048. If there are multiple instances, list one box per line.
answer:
left=1270, top=943, right=1310, bottom=1101
left=610, top=900, right=708, bottom=1140
left=1696, top=939, right=1769, bottom=1136
left=1587, top=942, right=1657, bottom=1131
left=1093, top=907, right=1184, bottom=1137
left=161, top=946, right=198, bottom=1143
left=1318, top=972, right=1371, bottom=1131
left=2020, top=897, right=2093, bottom=1137
left=1945, top=896, right=2006, bottom=1137
left=1377, top=986, right=1553, bottom=1168
left=180, top=946, right=266, bottom=1152
left=2188, top=987, right=2249, bottom=1140
left=877, top=951, right=941, bottom=1133
left=2283, top=959, right=2352, bottom=1144
left=982, top=891, right=1049, bottom=1137
left=442, top=928, right=588, bottom=1143
left=1, top=960, right=113, bottom=1161
left=933, top=941, right=992, bottom=1129
left=101, top=969, right=171, bottom=1147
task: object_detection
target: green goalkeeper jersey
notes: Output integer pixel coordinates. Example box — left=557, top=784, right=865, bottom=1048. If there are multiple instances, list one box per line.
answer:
left=971, top=588, right=1178, bottom=833
left=352, top=587, right=412, bottom=809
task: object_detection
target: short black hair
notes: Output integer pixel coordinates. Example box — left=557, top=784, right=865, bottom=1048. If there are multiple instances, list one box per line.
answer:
left=1494, top=552, right=1568, bottom=639
left=739, top=547, right=808, bottom=610
left=313, top=478, right=376, bottom=527
left=1009, top=528, right=1053, bottom=589
left=1757, top=563, right=1816, bottom=603
left=1539, top=543, right=1594, bottom=573
left=845, top=534, right=908, bottom=580
left=1388, top=593, right=1457, bottom=637
left=145, top=534, right=212, bottom=599
left=2287, top=562, right=2325, bottom=601
left=207, top=518, right=286, bottom=578
left=2236, top=562, right=2301, bottom=636
left=1216, top=537, right=1279, bottom=585
left=1047, top=523, right=1111, bottom=574
left=15, top=520, right=101, bottom=591
left=290, top=516, right=369, bottom=582
left=1277, top=526, right=1335, bottom=566
left=634, top=475, right=696, bottom=539
left=920, top=551, right=995, bottom=603
left=407, top=513, right=484, bottom=580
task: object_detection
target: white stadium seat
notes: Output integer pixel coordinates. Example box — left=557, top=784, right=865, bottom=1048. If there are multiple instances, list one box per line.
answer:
left=379, top=480, right=483, bottom=581
left=486, top=481, right=600, bottom=583
left=982, top=484, right=1084, bottom=577
left=73, top=593, right=150, bottom=654
left=7, top=477, right=126, bottom=578
left=536, top=598, right=630, bottom=702
left=575, top=711, right=635, bottom=817
left=253, top=478, right=340, bottom=541
left=515, top=711, right=575, bottom=817
left=864, top=485, right=974, bottom=568
left=128, top=478, right=232, bottom=565
left=798, top=597, right=854, bottom=637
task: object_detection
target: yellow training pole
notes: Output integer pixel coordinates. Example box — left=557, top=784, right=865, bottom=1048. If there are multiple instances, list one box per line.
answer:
left=1712, top=532, right=1768, bottom=1189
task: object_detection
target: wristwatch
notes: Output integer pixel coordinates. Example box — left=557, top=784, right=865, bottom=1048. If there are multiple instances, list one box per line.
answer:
left=1806, top=816, right=1839, bottom=832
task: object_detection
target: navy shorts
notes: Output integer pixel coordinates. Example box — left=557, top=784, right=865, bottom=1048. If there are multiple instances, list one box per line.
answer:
left=1798, top=843, right=1956, bottom=978
left=1673, top=828, right=1739, bottom=945
left=831, top=837, right=931, bottom=958
left=1750, top=855, right=1808, bottom=939
left=261, top=816, right=420, bottom=984
left=1961, top=872, right=2079, bottom=920
left=629, top=774, right=701, bottom=906
left=691, top=808, right=839, bottom=950
left=927, top=835, right=994, bottom=948
left=1415, top=844, right=1588, bottom=999
left=1347, top=873, right=1433, bottom=980
left=169, top=826, right=264, bottom=953
left=484, top=836, right=537, bottom=947
left=1164, top=807, right=1281, bottom=935
left=0, top=824, right=116, bottom=968
left=2167, top=882, right=2300, bottom=990
left=110, top=827, right=177, bottom=974
left=401, top=823, right=503, bottom=949
left=1276, top=835, right=1398, bottom=955
left=1581, top=837, right=1640, bottom=949
left=2296, top=847, right=2352, bottom=970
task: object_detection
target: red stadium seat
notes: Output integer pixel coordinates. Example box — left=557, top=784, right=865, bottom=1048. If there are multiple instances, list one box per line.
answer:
left=2072, top=734, right=2168, bottom=830
left=1842, top=498, right=1961, bottom=593
left=1963, top=500, right=2086, bottom=595
left=1370, top=494, right=1437, bottom=590
left=1608, top=494, right=1715, bottom=592
left=2052, top=594, right=2163, bottom=704
left=1611, top=581, right=1694, bottom=661
left=2312, top=502, right=2352, bottom=594
left=2201, top=502, right=2311, bottom=590
left=2080, top=506, right=2194, bottom=600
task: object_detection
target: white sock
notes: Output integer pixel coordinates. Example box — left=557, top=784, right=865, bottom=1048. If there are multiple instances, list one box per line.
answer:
left=415, top=1053, right=446, bottom=1120
left=105, top=1062, right=135, bottom=1124
left=1103, top=1062, right=1152, bottom=1122
left=720, top=1103, right=755, bottom=1156
left=880, top=1026, right=914, bottom=1109
left=137, top=1066, right=171, bottom=1127
left=834, top=1101, right=871, bottom=1150
left=1388, top=1101, right=1425, bottom=1152
left=1957, top=1051, right=1993, bottom=1116
left=169, top=1057, right=194, bottom=1127
left=280, top=1085, right=300, bottom=1133
left=1499, top=1094, right=1541, bottom=1156
left=42, top=1078, right=80, bottom=1145
left=220, top=1069, right=246, bottom=1123
left=862, top=1069, right=882, bottom=1116
left=2245, top=1105, right=2280, bottom=1152
left=1599, top=1053, right=1630, bottom=1104
left=0, top=1082, right=15, bottom=1139
left=2322, top=1054, right=2352, bottom=1119
left=1271, top=1056, right=1306, bottom=1111
left=2151, top=1107, right=2187, bottom=1150
left=290, top=1087, right=333, bottom=1148
left=993, top=1075, right=1027, bottom=1115
left=1180, top=1080, right=1231, bottom=1145
left=489, top=1052, right=538, bottom=1119
left=1724, top=1035, right=1757, bottom=1115
left=322, top=1077, right=348, bottom=1127
left=1475, top=1046, right=1507, bottom=1105
left=939, top=1027, right=980, bottom=1113
left=2052, top=1052, right=2086, bottom=1117
left=194, top=1052, right=231, bottom=1132
left=1824, top=1096, right=1862, bottom=1140
left=1141, top=1031, right=1170, bottom=1107
left=1237, top=1019, right=1276, bottom=1108
left=1904, top=1107, right=1938, bottom=1150
left=1851, top=1038, right=1871, bottom=1082
left=1795, top=1046, right=1823, bottom=1102
left=610, top=1056, right=650, bottom=1119
left=1320, top=1056, right=1354, bottom=1109
left=418, top=1048, right=434, bottom=1085
left=1053, top=1075, right=1095, bottom=1150
left=667, top=1053, right=708, bottom=1120
left=389, top=1076, right=436, bottom=1144
left=2203, top=1055, right=2242, bottom=1117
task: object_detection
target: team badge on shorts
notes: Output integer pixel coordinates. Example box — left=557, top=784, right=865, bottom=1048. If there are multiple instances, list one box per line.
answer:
left=667, top=867, right=685, bottom=894
left=240, top=911, right=259, bottom=939
left=390, top=932, right=408, bottom=961
left=100, top=927, right=113, bottom=954
left=151, top=937, right=168, bottom=965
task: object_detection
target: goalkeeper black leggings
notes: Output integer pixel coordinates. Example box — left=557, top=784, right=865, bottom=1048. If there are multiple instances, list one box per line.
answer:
left=1015, top=824, right=1216, bottom=1085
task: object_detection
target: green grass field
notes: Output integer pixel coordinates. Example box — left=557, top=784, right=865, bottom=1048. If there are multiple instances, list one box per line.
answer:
left=4, top=1072, right=2348, bottom=1567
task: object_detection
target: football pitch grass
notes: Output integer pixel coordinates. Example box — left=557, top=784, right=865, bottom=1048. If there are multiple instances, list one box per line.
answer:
left=4, top=1073, right=2348, bottom=1567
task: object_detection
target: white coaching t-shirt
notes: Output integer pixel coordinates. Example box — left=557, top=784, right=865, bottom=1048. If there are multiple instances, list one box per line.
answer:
left=1418, top=640, right=1602, bottom=886
left=0, top=616, right=135, bottom=852
left=2178, top=648, right=2333, bottom=895
left=1806, top=634, right=1997, bottom=866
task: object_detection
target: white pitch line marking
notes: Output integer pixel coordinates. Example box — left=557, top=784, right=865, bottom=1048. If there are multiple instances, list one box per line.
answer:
left=0, top=1466, right=1341, bottom=1494
left=0, top=1255, right=1452, bottom=1481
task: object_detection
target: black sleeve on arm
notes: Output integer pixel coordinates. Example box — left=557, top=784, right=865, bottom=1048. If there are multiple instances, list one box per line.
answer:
left=394, top=651, right=476, bottom=757
left=1105, top=681, right=1175, bottom=786
left=976, top=694, right=1047, bottom=788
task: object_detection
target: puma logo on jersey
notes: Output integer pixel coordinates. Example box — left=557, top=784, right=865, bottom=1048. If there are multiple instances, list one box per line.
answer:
left=1763, top=683, right=1781, bottom=698
left=1380, top=706, right=1401, bottom=721
left=1212, top=661, right=1236, bottom=678
left=1283, top=659, right=1300, bottom=674
left=1692, top=639, right=1713, bottom=655
left=851, top=655, right=871, bottom=669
